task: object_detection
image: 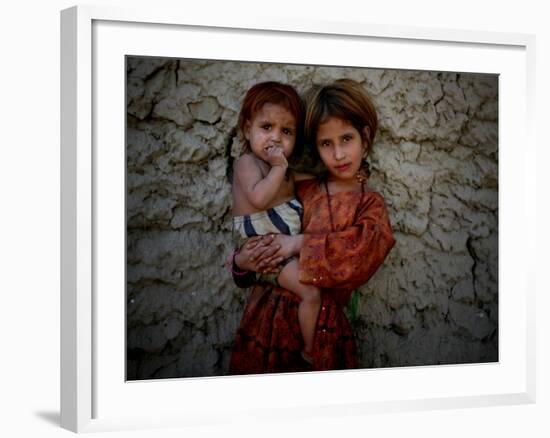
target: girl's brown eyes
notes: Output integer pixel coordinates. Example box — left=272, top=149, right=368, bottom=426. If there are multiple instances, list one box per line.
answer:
left=261, top=125, right=293, bottom=134
left=320, top=136, right=352, bottom=145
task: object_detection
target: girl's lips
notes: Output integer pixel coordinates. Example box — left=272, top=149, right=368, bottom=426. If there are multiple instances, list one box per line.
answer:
left=334, top=163, right=351, bottom=172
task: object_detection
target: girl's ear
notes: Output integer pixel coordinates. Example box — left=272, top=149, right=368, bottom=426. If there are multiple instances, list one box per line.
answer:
left=244, top=120, right=251, bottom=140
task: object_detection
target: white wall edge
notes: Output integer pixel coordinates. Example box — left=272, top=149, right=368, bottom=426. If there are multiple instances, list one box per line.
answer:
left=78, top=392, right=534, bottom=433
left=67, top=4, right=534, bottom=47
left=60, top=4, right=94, bottom=433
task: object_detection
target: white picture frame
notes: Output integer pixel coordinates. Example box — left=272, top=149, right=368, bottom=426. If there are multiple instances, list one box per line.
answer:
left=60, top=4, right=536, bottom=433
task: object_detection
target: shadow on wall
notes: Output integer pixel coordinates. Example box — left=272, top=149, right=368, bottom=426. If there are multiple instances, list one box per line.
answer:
left=125, top=57, right=498, bottom=379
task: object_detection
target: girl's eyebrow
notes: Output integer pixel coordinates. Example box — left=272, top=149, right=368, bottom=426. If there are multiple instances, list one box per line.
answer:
left=319, top=129, right=355, bottom=138
left=258, top=119, right=295, bottom=127
left=341, top=130, right=355, bottom=136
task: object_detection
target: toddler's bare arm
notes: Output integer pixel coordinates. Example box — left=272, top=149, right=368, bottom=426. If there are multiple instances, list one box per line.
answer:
left=234, top=153, right=287, bottom=210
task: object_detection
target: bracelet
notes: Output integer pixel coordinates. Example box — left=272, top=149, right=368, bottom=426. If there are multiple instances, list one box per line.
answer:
left=227, top=249, right=250, bottom=276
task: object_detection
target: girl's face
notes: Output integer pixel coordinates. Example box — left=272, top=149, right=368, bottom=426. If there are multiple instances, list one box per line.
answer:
left=315, top=117, right=367, bottom=187
left=244, top=103, right=297, bottom=162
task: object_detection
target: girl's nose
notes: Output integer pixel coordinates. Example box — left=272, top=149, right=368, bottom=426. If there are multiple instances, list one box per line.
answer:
left=271, top=129, right=282, bottom=142
left=333, top=144, right=345, bottom=160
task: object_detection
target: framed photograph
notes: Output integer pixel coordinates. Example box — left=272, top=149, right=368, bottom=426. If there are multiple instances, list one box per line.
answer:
left=61, top=5, right=536, bottom=433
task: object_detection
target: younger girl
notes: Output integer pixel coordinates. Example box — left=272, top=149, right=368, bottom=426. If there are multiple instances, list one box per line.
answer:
left=231, top=81, right=320, bottom=363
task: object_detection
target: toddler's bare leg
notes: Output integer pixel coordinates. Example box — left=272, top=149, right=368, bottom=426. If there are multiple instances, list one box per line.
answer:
left=277, top=259, right=321, bottom=357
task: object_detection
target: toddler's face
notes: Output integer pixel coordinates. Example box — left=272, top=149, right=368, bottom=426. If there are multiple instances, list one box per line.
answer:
left=244, top=103, right=296, bottom=162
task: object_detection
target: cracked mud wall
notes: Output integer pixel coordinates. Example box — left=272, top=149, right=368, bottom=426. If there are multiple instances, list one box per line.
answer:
left=126, top=57, right=498, bottom=379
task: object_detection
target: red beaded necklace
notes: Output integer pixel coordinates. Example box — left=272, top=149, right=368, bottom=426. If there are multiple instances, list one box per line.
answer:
left=323, top=179, right=365, bottom=232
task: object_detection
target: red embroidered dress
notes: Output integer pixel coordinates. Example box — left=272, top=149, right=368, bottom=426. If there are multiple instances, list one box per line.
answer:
left=229, top=179, right=395, bottom=374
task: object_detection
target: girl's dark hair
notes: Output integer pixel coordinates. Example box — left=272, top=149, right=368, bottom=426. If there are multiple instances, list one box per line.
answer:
left=304, top=79, right=378, bottom=156
left=237, top=81, right=303, bottom=154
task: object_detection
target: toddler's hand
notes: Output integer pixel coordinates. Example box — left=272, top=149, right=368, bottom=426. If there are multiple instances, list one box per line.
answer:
left=265, top=146, right=288, bottom=168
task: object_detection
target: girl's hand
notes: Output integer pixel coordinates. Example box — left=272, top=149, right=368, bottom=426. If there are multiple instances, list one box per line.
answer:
left=256, top=234, right=304, bottom=271
left=235, top=235, right=282, bottom=274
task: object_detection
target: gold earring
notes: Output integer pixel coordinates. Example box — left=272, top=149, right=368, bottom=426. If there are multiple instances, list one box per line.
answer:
left=355, top=158, right=370, bottom=183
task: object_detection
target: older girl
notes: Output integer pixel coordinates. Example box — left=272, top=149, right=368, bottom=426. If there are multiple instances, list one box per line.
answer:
left=230, top=79, right=395, bottom=373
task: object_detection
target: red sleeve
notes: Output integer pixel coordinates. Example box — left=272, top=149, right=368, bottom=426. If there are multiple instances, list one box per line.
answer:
left=298, top=193, right=395, bottom=290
